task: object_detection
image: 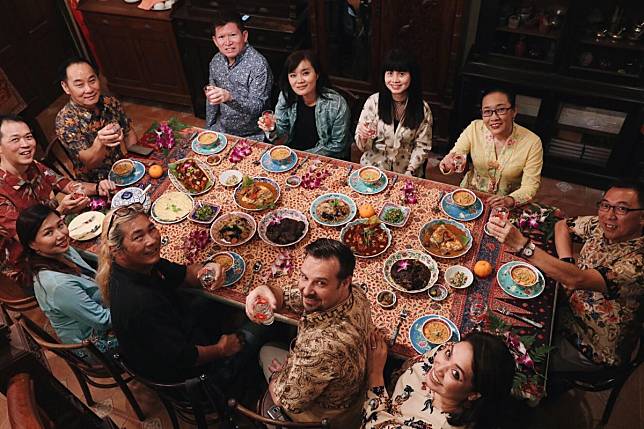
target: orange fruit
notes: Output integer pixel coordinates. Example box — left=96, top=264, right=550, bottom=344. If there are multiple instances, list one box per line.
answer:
left=148, top=164, right=164, bottom=179
left=474, top=260, right=493, bottom=278
left=359, top=204, right=376, bottom=218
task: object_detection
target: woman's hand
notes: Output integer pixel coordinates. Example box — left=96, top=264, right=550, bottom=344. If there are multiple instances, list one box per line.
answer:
left=356, top=121, right=374, bottom=141
left=487, top=195, right=515, bottom=208
left=257, top=114, right=274, bottom=133
left=487, top=217, right=528, bottom=253
left=439, top=154, right=455, bottom=175
left=367, top=330, right=388, bottom=387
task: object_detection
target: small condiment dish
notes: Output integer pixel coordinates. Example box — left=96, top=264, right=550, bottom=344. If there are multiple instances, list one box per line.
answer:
left=427, top=284, right=449, bottom=301
left=376, top=290, right=396, bottom=309
left=286, top=175, right=302, bottom=188
left=445, top=265, right=474, bottom=289
left=219, top=170, right=243, bottom=187
left=206, top=154, right=222, bottom=166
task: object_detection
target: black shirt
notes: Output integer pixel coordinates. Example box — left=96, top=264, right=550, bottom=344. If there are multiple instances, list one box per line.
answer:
left=109, top=259, right=201, bottom=382
left=290, top=99, right=318, bottom=151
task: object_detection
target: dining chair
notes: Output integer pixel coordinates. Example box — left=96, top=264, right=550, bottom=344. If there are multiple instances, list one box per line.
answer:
left=117, top=357, right=222, bottom=429
left=41, top=137, right=77, bottom=180
left=0, top=274, right=43, bottom=327
left=16, top=314, right=146, bottom=422
left=557, top=333, right=643, bottom=426
left=225, top=388, right=330, bottom=429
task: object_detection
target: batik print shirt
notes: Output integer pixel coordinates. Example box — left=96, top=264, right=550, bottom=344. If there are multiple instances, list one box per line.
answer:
left=363, top=347, right=463, bottom=429
left=272, top=285, right=373, bottom=428
left=0, top=162, right=70, bottom=282
left=560, top=216, right=643, bottom=366
left=206, top=44, right=272, bottom=141
left=55, top=95, right=132, bottom=182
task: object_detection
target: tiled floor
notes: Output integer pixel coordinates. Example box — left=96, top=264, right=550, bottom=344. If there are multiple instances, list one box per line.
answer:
left=1, top=95, right=640, bottom=429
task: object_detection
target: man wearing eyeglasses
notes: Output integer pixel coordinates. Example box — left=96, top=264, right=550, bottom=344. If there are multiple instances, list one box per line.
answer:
left=488, top=179, right=643, bottom=371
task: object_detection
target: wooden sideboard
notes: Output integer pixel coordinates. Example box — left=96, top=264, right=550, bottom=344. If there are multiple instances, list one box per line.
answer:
left=78, top=0, right=191, bottom=106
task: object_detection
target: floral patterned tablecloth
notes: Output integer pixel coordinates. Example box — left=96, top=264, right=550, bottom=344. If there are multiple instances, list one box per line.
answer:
left=78, top=127, right=558, bottom=401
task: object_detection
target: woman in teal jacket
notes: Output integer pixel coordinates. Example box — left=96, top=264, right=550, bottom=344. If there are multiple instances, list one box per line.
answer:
left=17, top=204, right=116, bottom=356
left=258, top=50, right=350, bottom=159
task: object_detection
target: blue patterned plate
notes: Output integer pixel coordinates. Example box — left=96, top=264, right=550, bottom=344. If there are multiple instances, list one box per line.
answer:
left=260, top=150, right=298, bottom=173
left=191, top=131, right=227, bottom=155
left=111, top=186, right=151, bottom=212
left=109, top=160, right=145, bottom=187
left=347, top=169, right=388, bottom=195
left=309, top=193, right=357, bottom=227
left=440, top=192, right=484, bottom=222
left=409, top=314, right=460, bottom=355
left=497, top=261, right=545, bottom=300
left=223, top=251, right=245, bottom=287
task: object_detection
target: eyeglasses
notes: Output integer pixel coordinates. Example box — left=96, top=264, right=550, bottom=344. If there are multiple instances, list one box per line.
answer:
left=105, top=203, right=145, bottom=237
left=481, top=106, right=512, bottom=117
left=596, top=201, right=644, bottom=216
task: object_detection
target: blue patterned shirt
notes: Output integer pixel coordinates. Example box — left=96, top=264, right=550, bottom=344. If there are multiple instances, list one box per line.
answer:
left=206, top=44, right=273, bottom=141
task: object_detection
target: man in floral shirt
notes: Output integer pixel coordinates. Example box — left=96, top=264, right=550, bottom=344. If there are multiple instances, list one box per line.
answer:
left=489, top=180, right=643, bottom=370
left=0, top=115, right=114, bottom=285
left=55, top=57, right=138, bottom=182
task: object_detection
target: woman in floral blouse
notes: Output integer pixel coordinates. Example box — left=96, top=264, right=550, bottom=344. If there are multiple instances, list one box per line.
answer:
left=439, top=89, right=543, bottom=208
left=363, top=332, right=515, bottom=429
left=355, top=49, right=433, bottom=177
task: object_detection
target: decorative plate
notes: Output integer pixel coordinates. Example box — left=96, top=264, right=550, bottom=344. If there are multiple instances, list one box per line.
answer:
left=150, top=191, right=194, bottom=224
left=340, top=219, right=392, bottom=258
left=68, top=211, right=105, bottom=241
left=382, top=249, right=439, bottom=294
left=260, top=150, right=298, bottom=173
left=409, top=314, right=460, bottom=355
left=418, top=219, right=473, bottom=259
left=347, top=169, right=388, bottom=195
left=223, top=252, right=245, bottom=287
left=209, top=211, right=257, bottom=247
left=111, top=186, right=151, bottom=212
left=309, top=193, right=357, bottom=227
left=108, top=160, right=145, bottom=187
left=257, top=208, right=309, bottom=247
left=168, top=158, right=215, bottom=196
left=378, top=202, right=411, bottom=228
left=189, top=202, right=221, bottom=225
left=440, top=191, right=484, bottom=222
left=191, top=131, right=227, bottom=155
left=233, top=177, right=281, bottom=211
left=497, top=261, right=545, bottom=300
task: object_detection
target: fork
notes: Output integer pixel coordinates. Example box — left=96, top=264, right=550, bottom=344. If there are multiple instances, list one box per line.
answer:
left=291, top=156, right=310, bottom=175
left=432, top=190, right=445, bottom=214
left=383, top=175, right=398, bottom=198
left=389, top=309, right=409, bottom=347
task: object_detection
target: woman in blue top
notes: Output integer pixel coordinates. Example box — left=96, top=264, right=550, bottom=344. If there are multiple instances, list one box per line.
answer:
left=258, top=50, right=350, bottom=159
left=17, top=204, right=116, bottom=355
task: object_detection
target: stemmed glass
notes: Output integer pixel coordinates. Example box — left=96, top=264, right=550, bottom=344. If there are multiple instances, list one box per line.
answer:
left=468, top=294, right=488, bottom=332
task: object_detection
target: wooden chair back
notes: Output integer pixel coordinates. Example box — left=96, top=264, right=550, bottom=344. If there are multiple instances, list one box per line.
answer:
left=226, top=392, right=330, bottom=428
left=41, top=137, right=76, bottom=179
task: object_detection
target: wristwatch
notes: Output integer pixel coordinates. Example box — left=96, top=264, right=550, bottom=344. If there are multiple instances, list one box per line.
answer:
left=520, top=240, right=536, bottom=258
left=560, top=257, right=575, bottom=264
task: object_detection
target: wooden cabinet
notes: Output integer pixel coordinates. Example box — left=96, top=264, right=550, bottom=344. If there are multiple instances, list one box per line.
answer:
left=79, top=0, right=190, bottom=106
left=0, top=0, right=77, bottom=118
left=458, top=0, right=644, bottom=188
left=172, top=0, right=307, bottom=119
left=309, top=0, right=469, bottom=149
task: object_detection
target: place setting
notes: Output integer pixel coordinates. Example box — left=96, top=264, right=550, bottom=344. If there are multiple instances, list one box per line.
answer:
left=348, top=166, right=389, bottom=195
left=440, top=188, right=484, bottom=221
left=109, top=158, right=146, bottom=187
left=191, top=130, right=228, bottom=155
left=260, top=145, right=298, bottom=173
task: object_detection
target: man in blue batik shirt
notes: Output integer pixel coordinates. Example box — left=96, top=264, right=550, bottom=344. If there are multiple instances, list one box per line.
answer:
left=205, top=11, right=273, bottom=141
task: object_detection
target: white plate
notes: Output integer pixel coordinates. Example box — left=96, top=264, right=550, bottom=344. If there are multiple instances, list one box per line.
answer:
left=444, top=265, right=474, bottom=289
left=150, top=191, right=194, bottom=224
left=69, top=211, right=105, bottom=241
left=219, top=170, right=243, bottom=187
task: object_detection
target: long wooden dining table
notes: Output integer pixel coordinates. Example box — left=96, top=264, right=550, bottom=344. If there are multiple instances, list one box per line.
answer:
left=77, top=127, right=558, bottom=403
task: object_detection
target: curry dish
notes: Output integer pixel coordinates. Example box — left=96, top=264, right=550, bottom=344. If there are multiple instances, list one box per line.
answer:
left=511, top=266, right=538, bottom=287
left=316, top=198, right=351, bottom=223
left=422, top=319, right=451, bottom=344
left=342, top=221, right=389, bottom=257
left=452, top=190, right=476, bottom=207
left=236, top=180, right=278, bottom=210
left=421, top=223, right=468, bottom=257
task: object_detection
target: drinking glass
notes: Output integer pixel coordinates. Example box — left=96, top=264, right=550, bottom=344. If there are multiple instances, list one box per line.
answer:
left=364, top=120, right=378, bottom=139
left=199, top=267, right=217, bottom=289
left=203, top=84, right=215, bottom=95
left=262, top=110, right=275, bottom=131
left=453, top=154, right=467, bottom=173
left=468, top=294, right=488, bottom=331
left=490, top=206, right=509, bottom=224
left=70, top=182, right=86, bottom=200
left=252, top=296, right=274, bottom=325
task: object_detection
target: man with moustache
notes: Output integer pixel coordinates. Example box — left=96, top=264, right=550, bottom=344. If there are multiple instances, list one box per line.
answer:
left=55, top=57, right=138, bottom=182
left=245, top=238, right=372, bottom=427
left=0, top=115, right=113, bottom=284
left=206, top=11, right=272, bottom=141
left=488, top=179, right=643, bottom=371
left=103, top=206, right=264, bottom=390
